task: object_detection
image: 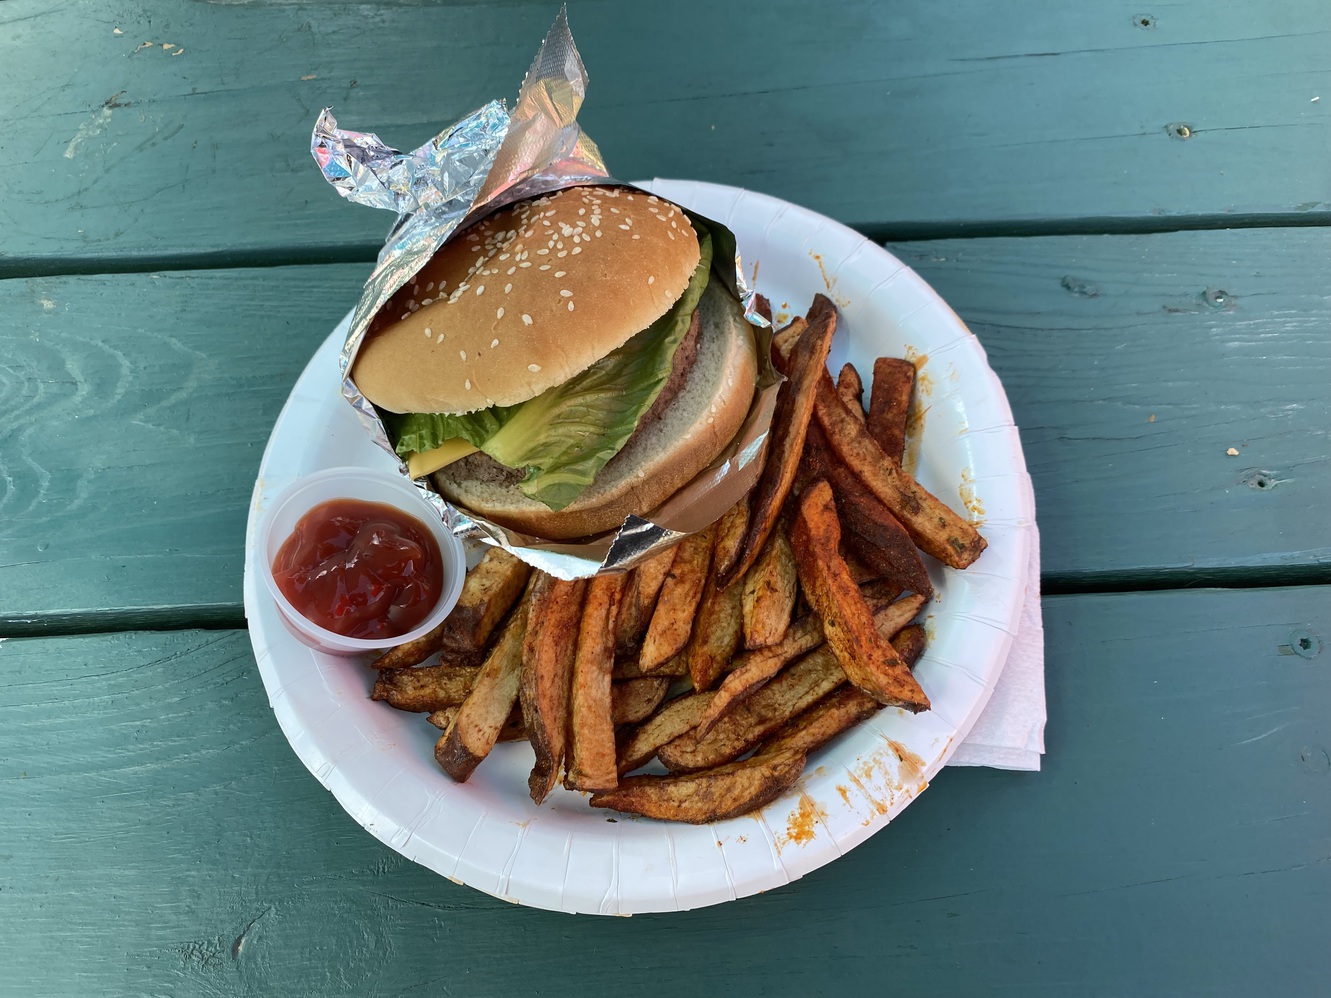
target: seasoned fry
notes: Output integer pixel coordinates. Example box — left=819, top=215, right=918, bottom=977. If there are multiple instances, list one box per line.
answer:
left=566, top=573, right=628, bottom=793
left=614, top=547, right=676, bottom=657
left=368, top=619, right=457, bottom=671
left=616, top=691, right=717, bottom=775
left=697, top=591, right=926, bottom=738
left=720, top=294, right=837, bottom=589
left=843, top=548, right=881, bottom=584
left=610, top=677, right=672, bottom=726
left=836, top=363, right=866, bottom=422
left=427, top=705, right=526, bottom=742
left=591, top=749, right=807, bottom=824
left=756, top=624, right=929, bottom=759
left=792, top=481, right=929, bottom=711
left=771, top=316, right=807, bottom=364
left=709, top=498, right=751, bottom=586
left=686, top=572, right=744, bottom=692
left=658, top=645, right=846, bottom=773
left=867, top=357, right=915, bottom=464
left=805, top=421, right=932, bottom=595
left=612, top=652, right=687, bottom=680
left=640, top=524, right=715, bottom=672
left=741, top=529, right=798, bottom=649
left=371, top=664, right=480, bottom=712
left=814, top=372, right=986, bottom=569
left=520, top=574, right=588, bottom=805
left=435, top=607, right=529, bottom=782
left=441, top=548, right=531, bottom=656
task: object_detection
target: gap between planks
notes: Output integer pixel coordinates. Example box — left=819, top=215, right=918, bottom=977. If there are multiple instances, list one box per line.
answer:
left=5, top=212, right=1331, bottom=281
left=3, top=567, right=1329, bottom=639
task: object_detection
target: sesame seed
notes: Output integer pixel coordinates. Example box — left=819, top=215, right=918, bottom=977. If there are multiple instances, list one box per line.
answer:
left=507, top=267, right=516, bottom=276
left=424, top=281, right=434, bottom=291
left=572, top=246, right=582, bottom=254
left=559, top=289, right=572, bottom=297
left=528, top=363, right=542, bottom=373
left=567, top=301, right=575, bottom=311
left=555, top=271, right=566, bottom=278
left=436, top=333, right=445, bottom=343
left=465, top=379, right=472, bottom=390
left=504, top=283, right=513, bottom=293
left=519, top=262, right=532, bottom=268
left=539, top=264, right=551, bottom=271
left=491, top=338, right=500, bottom=348
left=459, top=350, right=467, bottom=361
left=557, top=251, right=567, bottom=257
left=537, top=249, right=549, bottom=255
left=618, top=224, right=630, bottom=230
left=631, top=235, right=640, bottom=240
left=522, top=314, right=533, bottom=325
left=423, top=327, right=432, bottom=337
left=499, top=253, right=510, bottom=261
left=476, top=285, right=485, bottom=295
left=648, top=276, right=655, bottom=285
left=496, top=307, right=504, bottom=319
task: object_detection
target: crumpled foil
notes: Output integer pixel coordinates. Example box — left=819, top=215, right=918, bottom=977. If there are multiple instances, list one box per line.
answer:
left=312, top=7, right=776, bottom=579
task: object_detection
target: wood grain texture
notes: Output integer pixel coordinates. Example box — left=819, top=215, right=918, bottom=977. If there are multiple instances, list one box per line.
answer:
left=5, top=224, right=1330, bottom=620
left=1, top=587, right=1327, bottom=996
left=885, top=226, right=1331, bottom=586
left=2, top=0, right=1330, bottom=267
left=0, top=266, right=360, bottom=626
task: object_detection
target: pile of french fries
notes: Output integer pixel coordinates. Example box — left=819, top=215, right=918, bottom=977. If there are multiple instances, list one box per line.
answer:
left=368, top=294, right=987, bottom=823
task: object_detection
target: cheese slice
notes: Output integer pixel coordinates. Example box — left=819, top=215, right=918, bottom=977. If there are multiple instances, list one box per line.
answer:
left=406, top=437, right=479, bottom=480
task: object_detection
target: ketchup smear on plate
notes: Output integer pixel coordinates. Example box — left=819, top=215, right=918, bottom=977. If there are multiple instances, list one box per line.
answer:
left=272, top=498, right=444, bottom=640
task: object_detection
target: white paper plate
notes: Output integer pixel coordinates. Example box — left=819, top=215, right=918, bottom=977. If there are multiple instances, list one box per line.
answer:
left=243, top=180, right=1034, bottom=914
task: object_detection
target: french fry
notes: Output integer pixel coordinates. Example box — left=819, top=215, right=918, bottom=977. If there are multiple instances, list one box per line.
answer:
left=590, top=749, right=806, bottom=824
left=371, top=664, right=480, bottom=712
left=720, top=294, right=837, bottom=589
left=686, top=574, right=744, bottom=693
left=614, top=547, right=676, bottom=657
left=616, top=691, right=718, bottom=775
left=792, top=481, right=929, bottom=711
left=368, top=619, right=460, bottom=671
left=434, top=606, right=529, bottom=782
left=566, top=573, right=628, bottom=793
left=612, top=653, right=687, bottom=680
left=427, top=705, right=526, bottom=742
left=696, top=591, right=925, bottom=738
left=441, top=548, right=531, bottom=656
left=741, top=529, right=797, bottom=650
left=610, top=677, right=672, bottom=726
left=867, top=357, right=915, bottom=464
left=813, top=372, right=986, bottom=569
left=755, top=624, right=928, bottom=759
left=843, top=548, right=881, bottom=584
left=640, top=523, right=716, bottom=672
left=836, top=363, right=866, bottom=422
left=709, top=498, right=751, bottom=586
left=771, top=316, right=807, bottom=363
left=520, top=574, right=588, bottom=805
left=658, top=645, right=846, bottom=773
left=804, top=421, right=932, bottom=595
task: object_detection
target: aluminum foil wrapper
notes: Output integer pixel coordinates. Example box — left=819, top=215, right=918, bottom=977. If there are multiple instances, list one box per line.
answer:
left=312, top=7, right=777, bottom=579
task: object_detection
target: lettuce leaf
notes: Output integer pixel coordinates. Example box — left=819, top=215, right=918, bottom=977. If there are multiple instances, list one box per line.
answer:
left=385, top=221, right=714, bottom=511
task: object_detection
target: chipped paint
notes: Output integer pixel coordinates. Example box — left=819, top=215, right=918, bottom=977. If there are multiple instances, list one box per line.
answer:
left=958, top=466, right=986, bottom=523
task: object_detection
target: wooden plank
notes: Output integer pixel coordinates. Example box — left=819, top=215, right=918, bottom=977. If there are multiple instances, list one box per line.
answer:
left=1, top=587, right=1327, bottom=994
left=886, top=227, right=1331, bottom=586
left=2, top=0, right=1330, bottom=266
left=4, top=225, right=1330, bottom=620
left=0, top=265, right=361, bottom=626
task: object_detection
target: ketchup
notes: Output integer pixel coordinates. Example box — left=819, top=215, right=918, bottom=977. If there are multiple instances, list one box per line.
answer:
left=271, top=498, right=444, bottom=640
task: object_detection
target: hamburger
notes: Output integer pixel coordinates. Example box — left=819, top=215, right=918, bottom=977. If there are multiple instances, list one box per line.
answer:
left=353, top=185, right=759, bottom=541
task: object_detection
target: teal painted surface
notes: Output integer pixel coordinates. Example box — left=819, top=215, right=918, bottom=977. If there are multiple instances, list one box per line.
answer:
left=1, top=587, right=1327, bottom=995
left=2, top=1, right=1330, bottom=265
left=890, top=227, right=1331, bottom=586
left=5, top=228, right=1330, bottom=622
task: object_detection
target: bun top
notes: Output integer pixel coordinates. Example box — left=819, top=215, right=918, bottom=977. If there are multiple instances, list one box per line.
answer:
left=352, top=186, right=702, bottom=415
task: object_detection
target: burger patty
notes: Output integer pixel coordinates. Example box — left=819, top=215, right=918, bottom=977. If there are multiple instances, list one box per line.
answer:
left=436, top=304, right=705, bottom=492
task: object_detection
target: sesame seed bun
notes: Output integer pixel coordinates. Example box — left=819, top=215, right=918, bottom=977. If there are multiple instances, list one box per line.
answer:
left=431, top=279, right=757, bottom=540
left=353, top=186, right=703, bottom=415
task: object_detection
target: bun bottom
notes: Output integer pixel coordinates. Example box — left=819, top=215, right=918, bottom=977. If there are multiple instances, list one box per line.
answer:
left=432, top=281, right=758, bottom=541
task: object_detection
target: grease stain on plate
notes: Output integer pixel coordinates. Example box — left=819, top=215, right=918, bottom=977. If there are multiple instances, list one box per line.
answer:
left=780, top=792, right=828, bottom=848
left=958, top=467, right=986, bottom=523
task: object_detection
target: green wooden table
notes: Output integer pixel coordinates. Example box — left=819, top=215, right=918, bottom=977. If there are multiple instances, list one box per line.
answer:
left=3, top=2, right=1328, bottom=994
